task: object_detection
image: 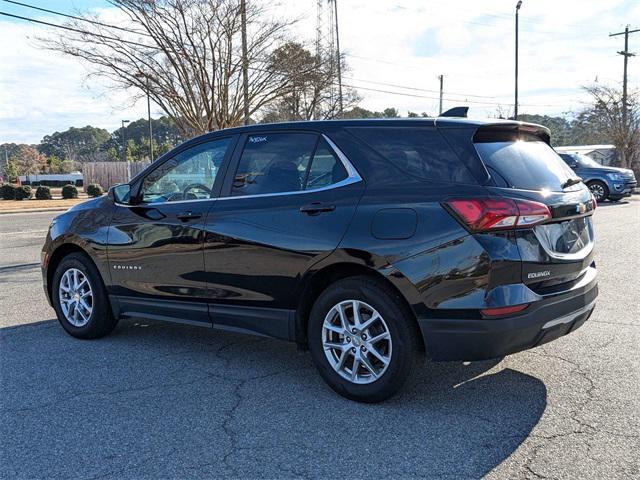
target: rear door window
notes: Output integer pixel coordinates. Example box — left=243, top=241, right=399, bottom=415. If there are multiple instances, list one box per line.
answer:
left=230, top=134, right=351, bottom=197
left=347, top=127, right=476, bottom=184
left=474, top=133, right=576, bottom=192
left=231, top=133, right=317, bottom=196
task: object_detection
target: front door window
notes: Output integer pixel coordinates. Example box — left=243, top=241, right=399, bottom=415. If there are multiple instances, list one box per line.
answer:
left=141, top=138, right=231, bottom=203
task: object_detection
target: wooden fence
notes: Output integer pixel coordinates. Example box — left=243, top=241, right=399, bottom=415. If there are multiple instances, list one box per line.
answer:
left=82, top=162, right=150, bottom=191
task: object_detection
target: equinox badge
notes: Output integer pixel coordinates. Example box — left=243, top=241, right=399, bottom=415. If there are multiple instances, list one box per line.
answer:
left=528, top=270, right=551, bottom=279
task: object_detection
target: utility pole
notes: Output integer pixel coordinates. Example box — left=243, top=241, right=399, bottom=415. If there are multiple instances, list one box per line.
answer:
left=610, top=25, right=638, bottom=134
left=240, top=0, right=249, bottom=125
left=438, top=75, right=444, bottom=115
left=146, top=77, right=153, bottom=161
left=135, top=73, right=154, bottom=162
left=514, top=0, right=522, bottom=119
left=121, top=120, right=130, bottom=162
left=332, top=0, right=343, bottom=116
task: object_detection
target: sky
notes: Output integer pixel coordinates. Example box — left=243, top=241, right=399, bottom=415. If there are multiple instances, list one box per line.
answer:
left=0, top=0, right=638, bottom=144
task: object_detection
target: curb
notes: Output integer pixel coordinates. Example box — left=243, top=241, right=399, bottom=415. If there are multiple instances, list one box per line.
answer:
left=0, top=207, right=70, bottom=215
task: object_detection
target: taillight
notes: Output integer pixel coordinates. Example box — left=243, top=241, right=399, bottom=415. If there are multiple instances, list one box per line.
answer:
left=445, top=197, right=551, bottom=232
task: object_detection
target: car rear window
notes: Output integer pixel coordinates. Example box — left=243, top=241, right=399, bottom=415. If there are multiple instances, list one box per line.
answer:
left=346, top=127, right=477, bottom=184
left=474, top=133, right=576, bottom=192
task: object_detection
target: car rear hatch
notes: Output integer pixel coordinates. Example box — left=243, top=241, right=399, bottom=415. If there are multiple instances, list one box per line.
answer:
left=470, top=124, right=596, bottom=294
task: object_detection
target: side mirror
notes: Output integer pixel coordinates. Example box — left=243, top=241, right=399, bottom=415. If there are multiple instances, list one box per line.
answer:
left=108, top=184, right=131, bottom=205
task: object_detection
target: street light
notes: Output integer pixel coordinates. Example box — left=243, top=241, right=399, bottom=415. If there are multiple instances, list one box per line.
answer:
left=121, top=119, right=130, bottom=162
left=514, top=0, right=523, bottom=119
left=135, top=72, right=154, bottom=162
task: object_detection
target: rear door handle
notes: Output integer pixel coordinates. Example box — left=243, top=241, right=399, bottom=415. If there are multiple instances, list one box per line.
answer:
left=299, top=202, right=336, bottom=215
left=177, top=211, right=202, bottom=221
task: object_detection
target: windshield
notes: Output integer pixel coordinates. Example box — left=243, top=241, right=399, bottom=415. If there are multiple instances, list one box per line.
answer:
left=475, top=137, right=576, bottom=192
left=572, top=154, right=602, bottom=168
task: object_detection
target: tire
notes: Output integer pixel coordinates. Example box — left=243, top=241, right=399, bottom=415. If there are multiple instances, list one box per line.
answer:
left=587, top=180, right=609, bottom=202
left=51, top=252, right=118, bottom=339
left=308, top=276, right=419, bottom=403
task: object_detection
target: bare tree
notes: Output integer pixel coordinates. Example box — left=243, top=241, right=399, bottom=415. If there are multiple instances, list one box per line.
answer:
left=576, top=85, right=640, bottom=170
left=40, top=0, right=298, bottom=136
left=261, top=42, right=360, bottom=122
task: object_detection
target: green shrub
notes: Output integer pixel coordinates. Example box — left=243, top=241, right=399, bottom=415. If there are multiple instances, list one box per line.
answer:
left=0, top=183, right=18, bottom=200
left=86, top=183, right=104, bottom=197
left=14, top=185, right=32, bottom=201
left=35, top=186, right=52, bottom=200
left=61, top=184, right=78, bottom=199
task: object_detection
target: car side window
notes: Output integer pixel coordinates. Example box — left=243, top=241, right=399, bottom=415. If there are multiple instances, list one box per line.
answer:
left=304, top=138, right=348, bottom=189
left=140, top=138, right=231, bottom=203
left=347, top=127, right=476, bottom=184
left=230, top=133, right=317, bottom=196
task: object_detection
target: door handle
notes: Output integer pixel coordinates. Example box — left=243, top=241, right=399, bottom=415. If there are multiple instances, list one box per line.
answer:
left=299, top=202, right=336, bottom=215
left=177, top=211, right=202, bottom=221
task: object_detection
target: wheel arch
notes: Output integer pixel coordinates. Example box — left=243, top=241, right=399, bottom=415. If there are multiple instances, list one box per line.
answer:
left=295, top=260, right=425, bottom=351
left=586, top=179, right=609, bottom=200
left=46, top=243, right=100, bottom=302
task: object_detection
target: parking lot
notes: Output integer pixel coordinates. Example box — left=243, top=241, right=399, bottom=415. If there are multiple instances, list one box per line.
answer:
left=1, top=200, right=639, bottom=479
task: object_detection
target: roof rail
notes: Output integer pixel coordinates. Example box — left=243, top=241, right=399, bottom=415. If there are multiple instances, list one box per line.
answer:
left=439, top=107, right=469, bottom=118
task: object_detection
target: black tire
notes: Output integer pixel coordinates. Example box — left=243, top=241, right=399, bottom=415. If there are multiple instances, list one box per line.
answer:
left=51, top=252, right=118, bottom=339
left=308, top=276, right=419, bottom=403
left=587, top=180, right=609, bottom=202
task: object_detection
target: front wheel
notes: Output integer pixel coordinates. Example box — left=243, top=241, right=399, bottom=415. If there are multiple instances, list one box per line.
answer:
left=52, top=253, right=118, bottom=339
left=308, top=276, right=419, bottom=403
left=587, top=180, right=609, bottom=202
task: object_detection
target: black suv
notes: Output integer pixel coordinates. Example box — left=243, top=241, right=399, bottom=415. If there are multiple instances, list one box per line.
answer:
left=42, top=118, right=598, bottom=402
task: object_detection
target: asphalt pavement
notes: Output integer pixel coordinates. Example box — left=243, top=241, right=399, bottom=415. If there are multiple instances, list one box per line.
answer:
left=1, top=201, right=639, bottom=479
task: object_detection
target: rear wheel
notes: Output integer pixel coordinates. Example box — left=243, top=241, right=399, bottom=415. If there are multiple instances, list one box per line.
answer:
left=587, top=180, right=608, bottom=202
left=308, top=276, right=418, bottom=403
left=52, top=253, right=118, bottom=339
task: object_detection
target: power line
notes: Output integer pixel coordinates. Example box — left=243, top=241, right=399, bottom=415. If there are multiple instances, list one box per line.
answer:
left=2, top=4, right=507, bottom=103
left=0, top=11, right=155, bottom=48
left=1, top=7, right=584, bottom=111
left=2, top=0, right=148, bottom=36
left=343, top=75, right=499, bottom=99
left=341, top=82, right=576, bottom=108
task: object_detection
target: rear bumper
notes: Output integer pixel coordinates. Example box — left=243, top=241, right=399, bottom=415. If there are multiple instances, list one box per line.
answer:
left=417, top=267, right=598, bottom=361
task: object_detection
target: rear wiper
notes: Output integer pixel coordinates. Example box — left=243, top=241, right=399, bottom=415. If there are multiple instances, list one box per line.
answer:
left=562, top=177, right=582, bottom=189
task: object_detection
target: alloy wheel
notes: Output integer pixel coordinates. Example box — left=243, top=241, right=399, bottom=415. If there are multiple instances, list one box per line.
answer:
left=322, top=300, right=392, bottom=384
left=58, top=268, right=93, bottom=327
left=589, top=183, right=606, bottom=201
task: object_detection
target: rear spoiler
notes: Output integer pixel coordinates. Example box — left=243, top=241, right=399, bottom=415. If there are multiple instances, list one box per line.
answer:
left=473, top=123, right=551, bottom=145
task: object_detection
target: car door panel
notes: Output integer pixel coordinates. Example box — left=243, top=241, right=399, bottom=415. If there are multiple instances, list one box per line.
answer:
left=107, top=136, right=236, bottom=324
left=203, top=183, right=363, bottom=308
left=203, top=131, right=365, bottom=323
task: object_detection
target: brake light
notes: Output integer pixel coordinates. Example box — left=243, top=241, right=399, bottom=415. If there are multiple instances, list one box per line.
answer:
left=445, top=198, right=551, bottom=232
left=481, top=304, right=529, bottom=317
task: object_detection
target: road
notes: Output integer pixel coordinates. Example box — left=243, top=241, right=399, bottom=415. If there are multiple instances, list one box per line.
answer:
left=1, top=201, right=639, bottom=479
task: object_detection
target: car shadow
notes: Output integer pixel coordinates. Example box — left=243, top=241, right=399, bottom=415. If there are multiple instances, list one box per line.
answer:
left=596, top=199, right=630, bottom=207
left=1, top=318, right=547, bottom=479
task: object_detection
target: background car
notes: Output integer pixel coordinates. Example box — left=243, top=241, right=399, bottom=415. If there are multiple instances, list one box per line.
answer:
left=558, top=152, right=637, bottom=202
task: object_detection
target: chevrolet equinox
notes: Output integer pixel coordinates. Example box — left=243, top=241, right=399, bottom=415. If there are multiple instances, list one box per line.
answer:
left=42, top=117, right=598, bottom=402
